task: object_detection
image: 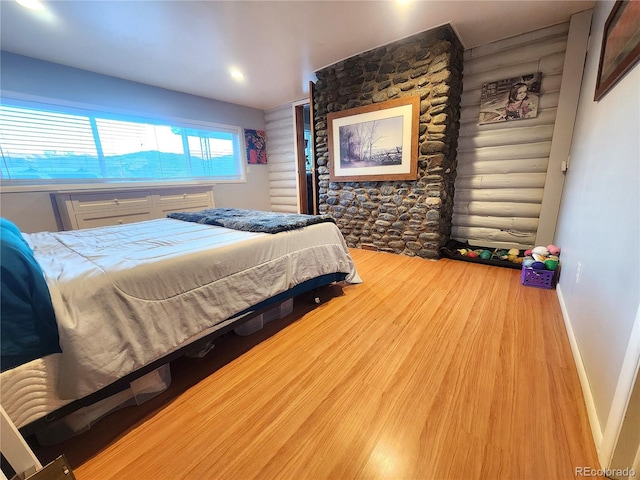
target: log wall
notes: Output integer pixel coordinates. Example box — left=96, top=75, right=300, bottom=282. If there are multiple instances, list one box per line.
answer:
left=453, top=22, right=570, bottom=249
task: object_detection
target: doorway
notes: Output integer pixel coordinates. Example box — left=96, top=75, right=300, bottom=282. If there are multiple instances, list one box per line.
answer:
left=294, top=102, right=316, bottom=214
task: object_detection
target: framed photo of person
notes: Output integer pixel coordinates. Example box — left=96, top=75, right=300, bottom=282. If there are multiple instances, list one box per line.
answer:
left=478, top=73, right=542, bottom=125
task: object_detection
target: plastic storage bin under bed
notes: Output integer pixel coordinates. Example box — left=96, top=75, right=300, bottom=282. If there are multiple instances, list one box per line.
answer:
left=234, top=298, right=294, bottom=336
left=35, top=364, right=171, bottom=446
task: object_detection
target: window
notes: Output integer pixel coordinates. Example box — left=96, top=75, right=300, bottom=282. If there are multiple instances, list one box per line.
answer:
left=0, top=99, right=246, bottom=184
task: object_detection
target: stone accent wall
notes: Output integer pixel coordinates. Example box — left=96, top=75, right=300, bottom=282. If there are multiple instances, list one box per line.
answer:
left=313, top=26, right=463, bottom=258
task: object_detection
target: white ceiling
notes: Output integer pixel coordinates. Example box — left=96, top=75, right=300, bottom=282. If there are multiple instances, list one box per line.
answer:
left=0, top=0, right=595, bottom=111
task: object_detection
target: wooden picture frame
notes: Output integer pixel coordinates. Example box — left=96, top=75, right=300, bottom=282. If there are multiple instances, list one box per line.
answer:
left=594, top=0, right=640, bottom=101
left=328, top=96, right=419, bottom=182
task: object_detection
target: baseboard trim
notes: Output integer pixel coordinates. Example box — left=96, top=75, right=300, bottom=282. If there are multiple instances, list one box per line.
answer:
left=556, top=284, right=604, bottom=463
left=601, top=305, right=640, bottom=470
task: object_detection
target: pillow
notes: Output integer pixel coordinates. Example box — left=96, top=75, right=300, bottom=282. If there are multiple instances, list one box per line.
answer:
left=1, top=224, right=61, bottom=372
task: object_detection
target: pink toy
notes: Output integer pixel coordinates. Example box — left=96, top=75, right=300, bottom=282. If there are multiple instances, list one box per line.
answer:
left=547, top=244, right=561, bottom=256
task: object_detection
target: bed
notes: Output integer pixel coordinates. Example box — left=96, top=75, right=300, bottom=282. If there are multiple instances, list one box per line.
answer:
left=0, top=211, right=361, bottom=440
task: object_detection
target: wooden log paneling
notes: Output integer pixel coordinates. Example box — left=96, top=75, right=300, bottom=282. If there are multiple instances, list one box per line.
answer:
left=454, top=187, right=545, bottom=203
left=455, top=173, right=547, bottom=190
left=266, top=155, right=295, bottom=168
left=267, top=162, right=296, bottom=173
left=456, top=158, right=548, bottom=176
left=269, top=196, right=298, bottom=206
left=451, top=225, right=536, bottom=247
left=269, top=179, right=298, bottom=189
left=463, top=37, right=569, bottom=75
left=268, top=170, right=297, bottom=180
left=264, top=107, right=292, bottom=122
left=464, top=22, right=569, bottom=59
left=266, top=103, right=298, bottom=213
left=452, top=213, right=539, bottom=231
left=457, top=125, right=555, bottom=151
left=265, top=136, right=295, bottom=149
left=457, top=142, right=552, bottom=163
left=269, top=188, right=297, bottom=198
left=459, top=109, right=557, bottom=135
left=453, top=201, right=541, bottom=218
left=452, top=22, right=569, bottom=248
left=462, top=52, right=565, bottom=91
left=266, top=134, right=294, bottom=146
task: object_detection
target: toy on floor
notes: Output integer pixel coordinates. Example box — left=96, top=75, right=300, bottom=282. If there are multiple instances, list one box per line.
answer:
left=522, top=244, right=561, bottom=271
left=454, top=243, right=561, bottom=270
left=521, top=244, right=561, bottom=289
left=456, top=246, right=526, bottom=264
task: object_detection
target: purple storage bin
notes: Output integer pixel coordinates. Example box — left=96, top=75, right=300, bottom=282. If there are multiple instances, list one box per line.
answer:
left=521, top=266, right=557, bottom=289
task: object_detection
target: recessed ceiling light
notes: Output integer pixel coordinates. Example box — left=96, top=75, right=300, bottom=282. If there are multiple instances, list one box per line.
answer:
left=16, top=0, right=45, bottom=11
left=230, top=69, right=245, bottom=81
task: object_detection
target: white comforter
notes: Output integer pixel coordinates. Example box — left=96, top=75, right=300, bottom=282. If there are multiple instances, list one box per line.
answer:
left=25, top=218, right=361, bottom=399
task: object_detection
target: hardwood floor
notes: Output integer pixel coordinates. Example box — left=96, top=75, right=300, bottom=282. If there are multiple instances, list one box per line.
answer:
left=32, top=249, right=602, bottom=479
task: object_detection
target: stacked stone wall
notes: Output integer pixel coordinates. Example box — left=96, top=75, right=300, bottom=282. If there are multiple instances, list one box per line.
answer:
left=313, top=26, right=463, bottom=258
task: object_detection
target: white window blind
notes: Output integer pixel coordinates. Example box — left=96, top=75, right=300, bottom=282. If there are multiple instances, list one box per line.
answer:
left=0, top=100, right=245, bottom=183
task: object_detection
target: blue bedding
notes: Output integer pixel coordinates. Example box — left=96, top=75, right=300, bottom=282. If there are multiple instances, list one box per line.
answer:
left=1, top=219, right=61, bottom=372
left=168, top=208, right=335, bottom=233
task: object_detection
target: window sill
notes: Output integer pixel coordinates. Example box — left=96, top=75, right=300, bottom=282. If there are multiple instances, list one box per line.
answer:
left=0, top=178, right=246, bottom=194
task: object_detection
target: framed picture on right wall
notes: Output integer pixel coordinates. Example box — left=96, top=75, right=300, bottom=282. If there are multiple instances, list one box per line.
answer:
left=594, top=0, right=640, bottom=101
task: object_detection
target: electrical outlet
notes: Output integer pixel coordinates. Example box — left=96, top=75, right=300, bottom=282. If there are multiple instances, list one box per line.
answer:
left=576, top=262, right=582, bottom=284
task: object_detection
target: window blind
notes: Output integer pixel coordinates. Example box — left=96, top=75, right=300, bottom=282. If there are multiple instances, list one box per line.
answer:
left=0, top=100, right=245, bottom=183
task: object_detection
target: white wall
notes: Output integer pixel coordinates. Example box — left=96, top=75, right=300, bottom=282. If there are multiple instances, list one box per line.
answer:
left=0, top=52, right=271, bottom=232
left=555, top=0, right=640, bottom=466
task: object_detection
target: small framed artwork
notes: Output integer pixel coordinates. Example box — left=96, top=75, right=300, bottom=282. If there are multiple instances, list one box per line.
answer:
left=478, top=72, right=542, bottom=125
left=594, top=0, right=640, bottom=101
left=327, top=96, right=419, bottom=182
left=244, top=129, right=267, bottom=164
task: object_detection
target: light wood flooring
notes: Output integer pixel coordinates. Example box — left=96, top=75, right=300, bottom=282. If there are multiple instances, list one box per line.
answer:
left=32, top=249, right=602, bottom=479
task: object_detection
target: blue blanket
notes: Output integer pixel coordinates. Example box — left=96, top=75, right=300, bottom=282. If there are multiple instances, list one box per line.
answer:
left=1, top=218, right=61, bottom=372
left=168, top=208, right=335, bottom=234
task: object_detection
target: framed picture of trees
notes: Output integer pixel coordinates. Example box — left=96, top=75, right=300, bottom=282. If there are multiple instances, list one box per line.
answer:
left=327, top=96, right=419, bottom=182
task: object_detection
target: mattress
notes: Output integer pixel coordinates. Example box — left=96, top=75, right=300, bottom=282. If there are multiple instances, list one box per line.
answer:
left=0, top=311, right=248, bottom=431
left=1, top=218, right=360, bottom=429
left=0, top=354, right=69, bottom=429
